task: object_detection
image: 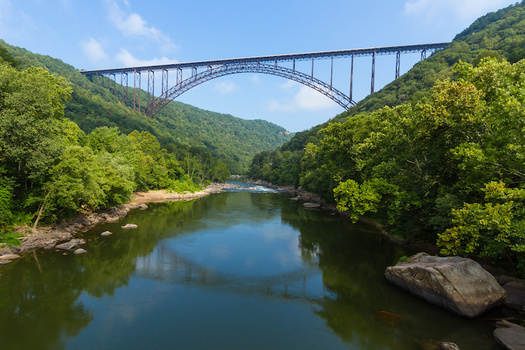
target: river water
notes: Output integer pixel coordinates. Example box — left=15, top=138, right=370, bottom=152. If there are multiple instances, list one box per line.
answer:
left=0, top=188, right=497, bottom=349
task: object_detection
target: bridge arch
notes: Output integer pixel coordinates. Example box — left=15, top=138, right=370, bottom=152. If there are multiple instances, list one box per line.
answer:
left=146, top=62, right=355, bottom=117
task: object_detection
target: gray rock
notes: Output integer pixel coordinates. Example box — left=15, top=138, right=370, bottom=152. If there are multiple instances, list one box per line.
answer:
left=502, top=281, right=525, bottom=310
left=384, top=253, right=506, bottom=318
left=121, top=223, right=138, bottom=229
left=303, top=202, right=321, bottom=209
left=56, top=239, right=86, bottom=250
left=0, top=254, right=20, bottom=260
left=101, top=231, right=113, bottom=237
left=74, top=248, right=87, bottom=255
left=106, top=215, right=120, bottom=223
left=494, top=326, right=525, bottom=350
left=440, top=342, right=460, bottom=350
left=138, top=203, right=148, bottom=210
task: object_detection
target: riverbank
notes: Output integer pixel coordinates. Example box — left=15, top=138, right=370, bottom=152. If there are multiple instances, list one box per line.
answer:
left=0, top=182, right=243, bottom=261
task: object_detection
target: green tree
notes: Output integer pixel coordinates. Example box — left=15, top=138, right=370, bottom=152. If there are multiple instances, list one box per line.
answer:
left=0, top=63, right=72, bottom=188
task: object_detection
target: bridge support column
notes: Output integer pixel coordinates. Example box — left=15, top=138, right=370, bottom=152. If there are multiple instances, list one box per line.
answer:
left=120, top=72, right=128, bottom=103
left=371, top=51, right=376, bottom=94
left=133, top=70, right=141, bottom=113
left=162, top=68, right=168, bottom=96
left=110, top=73, right=117, bottom=95
left=147, top=70, right=155, bottom=112
left=177, top=68, right=182, bottom=86
left=395, top=51, right=401, bottom=79
left=350, top=54, right=354, bottom=102
left=330, top=56, right=333, bottom=90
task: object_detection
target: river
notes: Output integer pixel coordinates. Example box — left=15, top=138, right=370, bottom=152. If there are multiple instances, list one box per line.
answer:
left=0, top=187, right=497, bottom=349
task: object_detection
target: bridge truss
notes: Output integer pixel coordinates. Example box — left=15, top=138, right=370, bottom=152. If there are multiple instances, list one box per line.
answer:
left=80, top=42, right=450, bottom=118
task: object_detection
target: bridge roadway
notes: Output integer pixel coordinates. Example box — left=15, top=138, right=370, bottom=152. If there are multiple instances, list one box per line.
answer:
left=80, top=42, right=450, bottom=117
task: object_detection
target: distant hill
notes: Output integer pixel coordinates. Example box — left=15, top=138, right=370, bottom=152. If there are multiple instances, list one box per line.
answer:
left=0, top=40, right=292, bottom=174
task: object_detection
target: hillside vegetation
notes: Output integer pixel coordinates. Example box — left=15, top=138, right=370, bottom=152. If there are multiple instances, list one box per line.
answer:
left=0, top=39, right=292, bottom=243
left=1, top=41, right=292, bottom=174
left=249, top=1, right=525, bottom=274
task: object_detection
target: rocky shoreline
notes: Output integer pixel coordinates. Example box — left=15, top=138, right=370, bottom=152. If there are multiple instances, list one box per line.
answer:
left=0, top=182, right=243, bottom=263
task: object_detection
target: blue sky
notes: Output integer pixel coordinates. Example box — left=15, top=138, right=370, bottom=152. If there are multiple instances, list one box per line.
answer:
left=0, top=0, right=517, bottom=132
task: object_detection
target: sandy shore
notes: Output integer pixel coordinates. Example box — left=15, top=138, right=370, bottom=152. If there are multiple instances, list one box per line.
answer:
left=0, top=182, right=242, bottom=261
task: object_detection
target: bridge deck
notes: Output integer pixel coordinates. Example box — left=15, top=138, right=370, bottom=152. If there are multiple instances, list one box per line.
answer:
left=80, top=42, right=450, bottom=75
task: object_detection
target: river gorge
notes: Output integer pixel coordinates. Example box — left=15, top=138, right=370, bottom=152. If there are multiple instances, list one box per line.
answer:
left=0, top=187, right=497, bottom=349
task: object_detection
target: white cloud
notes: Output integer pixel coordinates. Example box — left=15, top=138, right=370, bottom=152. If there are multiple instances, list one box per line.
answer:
left=82, top=37, right=108, bottom=64
left=404, top=0, right=516, bottom=23
left=214, top=81, right=238, bottom=94
left=115, top=48, right=176, bottom=67
left=106, top=0, right=178, bottom=53
left=267, top=85, right=338, bottom=113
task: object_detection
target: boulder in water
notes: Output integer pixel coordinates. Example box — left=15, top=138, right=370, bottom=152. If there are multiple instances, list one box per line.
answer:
left=56, top=239, right=86, bottom=250
left=384, top=253, right=506, bottom=318
left=303, top=202, right=321, bottom=209
left=121, top=223, right=138, bottom=229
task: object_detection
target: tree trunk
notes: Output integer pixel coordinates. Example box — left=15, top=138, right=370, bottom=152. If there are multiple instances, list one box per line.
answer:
left=32, top=190, right=52, bottom=233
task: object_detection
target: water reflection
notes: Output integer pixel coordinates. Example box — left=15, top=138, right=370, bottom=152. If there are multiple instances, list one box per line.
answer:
left=0, top=192, right=497, bottom=350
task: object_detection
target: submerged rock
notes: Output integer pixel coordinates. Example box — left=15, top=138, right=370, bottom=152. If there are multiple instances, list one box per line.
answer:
left=121, top=223, right=138, bottom=229
left=303, top=202, right=321, bottom=209
left=373, top=311, right=403, bottom=328
left=384, top=253, right=506, bottom=318
left=74, top=248, right=87, bottom=255
left=494, top=326, right=525, bottom=350
left=55, top=239, right=86, bottom=250
left=101, top=231, right=113, bottom=237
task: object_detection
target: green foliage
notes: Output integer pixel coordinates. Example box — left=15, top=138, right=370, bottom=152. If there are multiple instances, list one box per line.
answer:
left=0, top=39, right=292, bottom=175
left=250, top=1, right=525, bottom=195
left=438, top=182, right=525, bottom=271
left=40, top=145, right=135, bottom=218
left=0, top=62, right=72, bottom=185
left=254, top=50, right=525, bottom=272
left=167, top=175, right=202, bottom=194
left=0, top=228, right=22, bottom=247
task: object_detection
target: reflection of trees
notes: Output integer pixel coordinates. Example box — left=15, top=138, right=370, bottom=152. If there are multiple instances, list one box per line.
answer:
left=0, top=193, right=495, bottom=350
left=0, top=255, right=92, bottom=349
left=280, top=199, right=495, bottom=350
left=0, top=199, right=203, bottom=349
left=0, top=192, right=291, bottom=349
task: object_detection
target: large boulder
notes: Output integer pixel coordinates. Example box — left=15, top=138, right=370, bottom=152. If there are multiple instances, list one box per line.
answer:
left=384, top=253, right=506, bottom=318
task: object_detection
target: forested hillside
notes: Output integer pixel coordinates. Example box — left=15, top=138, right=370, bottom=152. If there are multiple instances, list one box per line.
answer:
left=249, top=2, right=525, bottom=274
left=0, top=39, right=293, bottom=243
left=1, top=41, right=292, bottom=174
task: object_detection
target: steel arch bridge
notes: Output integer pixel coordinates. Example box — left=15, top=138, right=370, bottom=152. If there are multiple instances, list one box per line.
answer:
left=80, top=42, right=450, bottom=118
